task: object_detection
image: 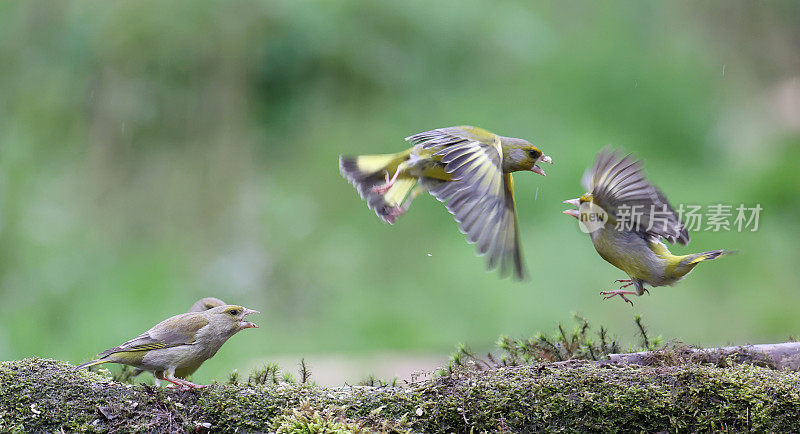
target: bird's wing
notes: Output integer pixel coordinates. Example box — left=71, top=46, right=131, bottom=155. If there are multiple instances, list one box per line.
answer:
left=97, top=314, right=210, bottom=356
left=408, top=126, right=527, bottom=279
left=587, top=148, right=689, bottom=244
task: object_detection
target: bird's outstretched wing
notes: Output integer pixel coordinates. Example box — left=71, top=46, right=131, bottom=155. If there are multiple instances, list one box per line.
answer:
left=586, top=148, right=689, bottom=244
left=407, top=126, right=527, bottom=279
left=97, top=313, right=210, bottom=356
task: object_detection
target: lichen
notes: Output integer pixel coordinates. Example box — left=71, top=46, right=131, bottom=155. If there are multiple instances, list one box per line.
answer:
left=3, top=357, right=800, bottom=432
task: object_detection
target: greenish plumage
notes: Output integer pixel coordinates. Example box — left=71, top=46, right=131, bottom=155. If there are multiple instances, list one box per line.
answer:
left=563, top=148, right=732, bottom=304
left=340, top=125, right=552, bottom=279
left=76, top=305, right=259, bottom=388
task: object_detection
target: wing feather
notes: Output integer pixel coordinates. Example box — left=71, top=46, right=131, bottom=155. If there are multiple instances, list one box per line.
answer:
left=411, top=127, right=527, bottom=279
left=97, top=313, right=210, bottom=357
left=586, top=148, right=689, bottom=244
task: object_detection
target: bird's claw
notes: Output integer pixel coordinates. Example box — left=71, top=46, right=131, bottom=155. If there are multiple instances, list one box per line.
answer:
left=371, top=184, right=392, bottom=195
left=371, top=170, right=400, bottom=195
left=612, top=279, right=634, bottom=289
left=600, top=289, right=637, bottom=306
left=165, top=377, right=206, bottom=390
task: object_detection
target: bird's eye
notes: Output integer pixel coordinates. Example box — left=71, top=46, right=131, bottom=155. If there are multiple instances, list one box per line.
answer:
left=229, top=309, right=238, bottom=316
left=528, top=149, right=541, bottom=159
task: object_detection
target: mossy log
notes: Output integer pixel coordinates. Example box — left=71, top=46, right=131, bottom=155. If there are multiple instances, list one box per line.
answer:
left=3, top=357, right=800, bottom=432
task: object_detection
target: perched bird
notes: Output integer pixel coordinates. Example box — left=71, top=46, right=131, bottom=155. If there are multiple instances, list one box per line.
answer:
left=76, top=305, right=259, bottom=388
left=563, top=148, right=731, bottom=304
left=130, top=297, right=231, bottom=379
left=340, top=125, right=551, bottom=279
left=188, top=297, right=226, bottom=312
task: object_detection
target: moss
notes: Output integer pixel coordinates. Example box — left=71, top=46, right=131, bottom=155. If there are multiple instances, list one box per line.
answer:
left=3, top=358, right=800, bottom=432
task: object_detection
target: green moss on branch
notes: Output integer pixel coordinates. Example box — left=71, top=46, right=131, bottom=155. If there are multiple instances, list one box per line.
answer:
left=3, top=357, right=800, bottom=432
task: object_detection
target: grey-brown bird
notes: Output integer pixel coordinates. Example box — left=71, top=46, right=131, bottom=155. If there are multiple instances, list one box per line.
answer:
left=188, top=297, right=226, bottom=312
left=76, top=305, right=258, bottom=388
left=340, top=125, right=552, bottom=279
left=131, top=297, right=230, bottom=379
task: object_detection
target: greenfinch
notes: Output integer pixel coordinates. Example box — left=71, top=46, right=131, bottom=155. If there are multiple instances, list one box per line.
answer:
left=563, top=148, right=731, bottom=304
left=130, top=297, right=230, bottom=378
left=76, top=305, right=259, bottom=388
left=188, top=297, right=226, bottom=312
left=340, top=125, right=551, bottom=279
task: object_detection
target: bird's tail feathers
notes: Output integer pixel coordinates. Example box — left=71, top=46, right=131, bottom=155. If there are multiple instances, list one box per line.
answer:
left=74, top=359, right=111, bottom=371
left=339, top=151, right=415, bottom=223
left=689, top=249, right=736, bottom=264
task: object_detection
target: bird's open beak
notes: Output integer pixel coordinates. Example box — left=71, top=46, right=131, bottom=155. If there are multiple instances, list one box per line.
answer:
left=562, top=209, right=580, bottom=219
left=531, top=154, right=552, bottom=176
left=241, top=309, right=260, bottom=329
left=562, top=198, right=580, bottom=219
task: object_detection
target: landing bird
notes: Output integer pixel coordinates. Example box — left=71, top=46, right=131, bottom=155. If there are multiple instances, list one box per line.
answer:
left=563, top=148, right=732, bottom=304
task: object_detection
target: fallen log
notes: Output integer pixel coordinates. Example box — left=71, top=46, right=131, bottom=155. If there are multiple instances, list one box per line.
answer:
left=604, top=342, right=800, bottom=370
left=3, top=353, right=800, bottom=432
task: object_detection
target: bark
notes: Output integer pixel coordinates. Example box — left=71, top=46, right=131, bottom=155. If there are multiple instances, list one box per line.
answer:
left=605, top=342, right=800, bottom=370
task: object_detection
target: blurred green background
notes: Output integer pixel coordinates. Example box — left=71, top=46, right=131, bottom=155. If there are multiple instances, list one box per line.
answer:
left=1, top=1, right=799, bottom=385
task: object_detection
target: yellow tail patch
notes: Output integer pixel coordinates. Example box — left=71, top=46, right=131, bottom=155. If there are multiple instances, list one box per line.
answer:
left=354, top=150, right=410, bottom=175
left=383, top=178, right=416, bottom=207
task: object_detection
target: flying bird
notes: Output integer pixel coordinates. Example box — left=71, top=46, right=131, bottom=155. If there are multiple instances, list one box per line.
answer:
left=340, top=125, right=551, bottom=279
left=563, top=148, right=731, bottom=304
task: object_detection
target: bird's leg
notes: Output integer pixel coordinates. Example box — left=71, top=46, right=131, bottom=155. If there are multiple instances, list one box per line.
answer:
left=371, top=168, right=401, bottom=195
left=164, top=375, right=206, bottom=390
left=614, top=279, right=634, bottom=289
left=385, top=186, right=425, bottom=224
left=164, top=377, right=185, bottom=388
left=600, top=289, right=637, bottom=306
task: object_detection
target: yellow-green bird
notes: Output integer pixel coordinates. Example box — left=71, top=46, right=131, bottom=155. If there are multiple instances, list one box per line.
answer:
left=340, top=125, right=552, bottom=279
left=76, top=305, right=258, bottom=388
left=563, top=148, right=731, bottom=304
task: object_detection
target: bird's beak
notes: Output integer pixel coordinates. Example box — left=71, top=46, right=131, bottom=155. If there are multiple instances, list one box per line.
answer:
left=241, top=309, right=260, bottom=329
left=531, top=154, right=552, bottom=176
left=562, top=198, right=580, bottom=219
left=562, top=209, right=580, bottom=219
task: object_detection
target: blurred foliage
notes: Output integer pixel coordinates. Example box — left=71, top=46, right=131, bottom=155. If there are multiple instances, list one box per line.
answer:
left=1, top=0, right=799, bottom=384
left=439, top=314, right=658, bottom=376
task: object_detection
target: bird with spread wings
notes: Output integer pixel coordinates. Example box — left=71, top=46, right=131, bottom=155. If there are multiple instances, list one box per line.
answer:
left=340, top=125, right=551, bottom=280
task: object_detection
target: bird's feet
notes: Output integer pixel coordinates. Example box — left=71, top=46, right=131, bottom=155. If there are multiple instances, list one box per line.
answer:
left=614, top=279, right=634, bottom=289
left=600, top=289, right=637, bottom=306
left=612, top=279, right=648, bottom=294
left=371, top=170, right=400, bottom=195
left=165, top=377, right=206, bottom=390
